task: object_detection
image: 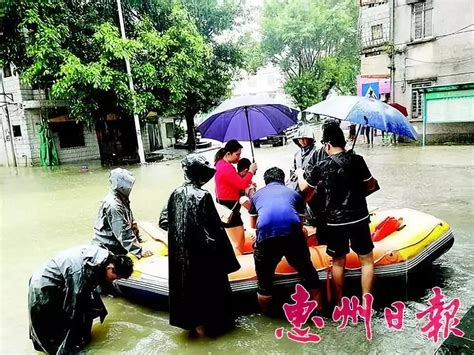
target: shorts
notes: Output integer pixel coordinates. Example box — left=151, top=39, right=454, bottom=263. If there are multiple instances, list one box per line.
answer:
left=217, top=200, right=243, bottom=228
left=326, top=221, right=374, bottom=258
left=254, top=233, right=321, bottom=296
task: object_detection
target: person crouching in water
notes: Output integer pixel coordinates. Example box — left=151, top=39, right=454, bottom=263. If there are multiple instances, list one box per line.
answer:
left=28, top=245, right=133, bottom=354
left=160, top=154, right=240, bottom=337
left=249, top=167, right=323, bottom=314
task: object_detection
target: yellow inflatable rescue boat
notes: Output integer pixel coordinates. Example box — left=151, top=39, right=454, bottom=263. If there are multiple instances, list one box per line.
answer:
left=116, top=208, right=454, bottom=301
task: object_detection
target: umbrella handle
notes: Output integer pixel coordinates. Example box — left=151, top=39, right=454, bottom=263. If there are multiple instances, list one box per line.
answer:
left=244, top=106, right=255, bottom=162
left=352, top=124, right=362, bottom=151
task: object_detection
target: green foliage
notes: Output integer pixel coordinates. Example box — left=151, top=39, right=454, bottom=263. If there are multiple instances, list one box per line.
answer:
left=0, top=0, right=247, bottom=145
left=261, top=0, right=360, bottom=109
left=1, top=1, right=211, bottom=127
left=238, top=33, right=265, bottom=75
left=173, top=124, right=186, bottom=141
left=173, top=0, right=247, bottom=145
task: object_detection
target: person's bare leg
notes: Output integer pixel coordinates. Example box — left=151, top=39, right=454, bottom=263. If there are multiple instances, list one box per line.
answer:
left=195, top=325, right=206, bottom=338
left=359, top=252, right=375, bottom=305
left=331, top=256, right=346, bottom=306
left=225, top=226, right=245, bottom=255
left=257, top=293, right=273, bottom=314
left=309, top=288, right=324, bottom=311
left=239, top=196, right=251, bottom=211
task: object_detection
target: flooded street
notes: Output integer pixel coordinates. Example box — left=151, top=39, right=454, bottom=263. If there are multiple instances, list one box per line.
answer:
left=1, top=142, right=473, bottom=354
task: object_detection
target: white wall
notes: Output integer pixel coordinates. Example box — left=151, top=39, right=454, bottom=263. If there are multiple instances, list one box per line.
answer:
left=361, top=53, right=391, bottom=76
left=393, top=0, right=474, bottom=112
left=359, top=1, right=390, bottom=49
left=0, top=70, right=31, bottom=166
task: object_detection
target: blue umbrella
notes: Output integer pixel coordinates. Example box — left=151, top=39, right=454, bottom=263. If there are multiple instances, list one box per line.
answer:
left=304, top=96, right=418, bottom=141
left=197, top=94, right=299, bottom=160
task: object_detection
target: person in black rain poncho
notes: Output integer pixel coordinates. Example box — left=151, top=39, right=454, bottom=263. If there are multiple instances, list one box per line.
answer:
left=28, top=245, right=133, bottom=354
left=159, top=153, right=240, bottom=338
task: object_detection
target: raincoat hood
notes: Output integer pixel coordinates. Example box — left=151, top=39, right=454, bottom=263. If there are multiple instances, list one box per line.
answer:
left=293, top=126, right=315, bottom=147
left=181, top=154, right=215, bottom=187
left=109, top=168, right=135, bottom=197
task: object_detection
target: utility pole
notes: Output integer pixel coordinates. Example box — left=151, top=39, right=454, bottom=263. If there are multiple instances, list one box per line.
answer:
left=0, top=70, right=18, bottom=167
left=389, top=0, right=398, bottom=145
left=116, top=0, right=146, bottom=164
left=389, top=0, right=395, bottom=104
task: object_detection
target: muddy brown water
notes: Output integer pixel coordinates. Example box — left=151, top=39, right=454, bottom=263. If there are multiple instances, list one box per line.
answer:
left=1, top=142, right=473, bottom=354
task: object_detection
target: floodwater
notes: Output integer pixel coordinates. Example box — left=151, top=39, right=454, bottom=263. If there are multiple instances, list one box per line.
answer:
left=1, top=141, right=473, bottom=354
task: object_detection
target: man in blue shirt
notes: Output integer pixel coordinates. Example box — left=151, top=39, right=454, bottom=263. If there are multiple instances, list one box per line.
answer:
left=249, top=167, right=322, bottom=313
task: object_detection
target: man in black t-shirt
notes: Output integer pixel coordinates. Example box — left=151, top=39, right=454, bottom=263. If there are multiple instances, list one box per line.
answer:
left=296, top=124, right=376, bottom=306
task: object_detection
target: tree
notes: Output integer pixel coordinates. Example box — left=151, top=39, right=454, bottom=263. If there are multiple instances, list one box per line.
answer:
left=261, top=0, right=360, bottom=110
left=0, top=0, right=209, bottom=126
left=175, top=0, right=247, bottom=147
left=1, top=0, right=247, bottom=148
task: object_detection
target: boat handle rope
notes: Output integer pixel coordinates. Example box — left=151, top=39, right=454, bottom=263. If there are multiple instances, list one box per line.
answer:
left=391, top=222, right=443, bottom=253
left=132, top=224, right=444, bottom=282
left=342, top=222, right=443, bottom=271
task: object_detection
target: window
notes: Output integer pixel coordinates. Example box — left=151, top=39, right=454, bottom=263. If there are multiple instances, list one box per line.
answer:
left=360, top=0, right=387, bottom=5
left=12, top=125, right=22, bottom=137
left=165, top=122, right=174, bottom=138
left=411, top=82, right=432, bottom=119
left=3, top=65, right=12, bottom=78
left=412, top=0, right=433, bottom=41
left=364, top=50, right=383, bottom=57
left=51, top=122, right=85, bottom=148
left=371, top=24, right=383, bottom=41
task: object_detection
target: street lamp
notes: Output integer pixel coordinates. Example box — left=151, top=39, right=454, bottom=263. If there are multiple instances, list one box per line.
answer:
left=116, top=0, right=146, bottom=164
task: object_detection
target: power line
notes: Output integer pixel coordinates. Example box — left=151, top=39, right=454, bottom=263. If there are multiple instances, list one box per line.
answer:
left=436, top=71, right=474, bottom=78
left=406, top=57, right=474, bottom=65
left=393, top=71, right=474, bottom=83
left=436, top=29, right=474, bottom=40
left=394, top=23, right=474, bottom=46
left=437, top=23, right=474, bottom=38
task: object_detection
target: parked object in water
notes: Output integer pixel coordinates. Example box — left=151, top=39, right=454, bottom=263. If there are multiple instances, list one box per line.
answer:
left=116, top=208, right=454, bottom=304
left=253, top=133, right=287, bottom=147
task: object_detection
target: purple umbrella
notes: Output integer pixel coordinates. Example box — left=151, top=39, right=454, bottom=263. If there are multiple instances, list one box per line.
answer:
left=197, top=94, right=299, bottom=160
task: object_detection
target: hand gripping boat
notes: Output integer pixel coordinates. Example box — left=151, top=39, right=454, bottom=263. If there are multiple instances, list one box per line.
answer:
left=115, top=208, right=454, bottom=303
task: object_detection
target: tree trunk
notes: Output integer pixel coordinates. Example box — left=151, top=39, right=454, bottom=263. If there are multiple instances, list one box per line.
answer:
left=184, top=109, right=197, bottom=149
left=321, top=80, right=336, bottom=101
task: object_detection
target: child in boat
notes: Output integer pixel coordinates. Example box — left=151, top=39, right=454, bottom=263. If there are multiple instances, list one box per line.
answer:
left=237, top=158, right=256, bottom=210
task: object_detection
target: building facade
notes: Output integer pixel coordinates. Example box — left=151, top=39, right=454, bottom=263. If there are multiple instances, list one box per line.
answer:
left=0, top=66, right=177, bottom=167
left=358, top=0, right=391, bottom=100
left=359, top=0, right=474, bottom=143
left=0, top=68, right=102, bottom=167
